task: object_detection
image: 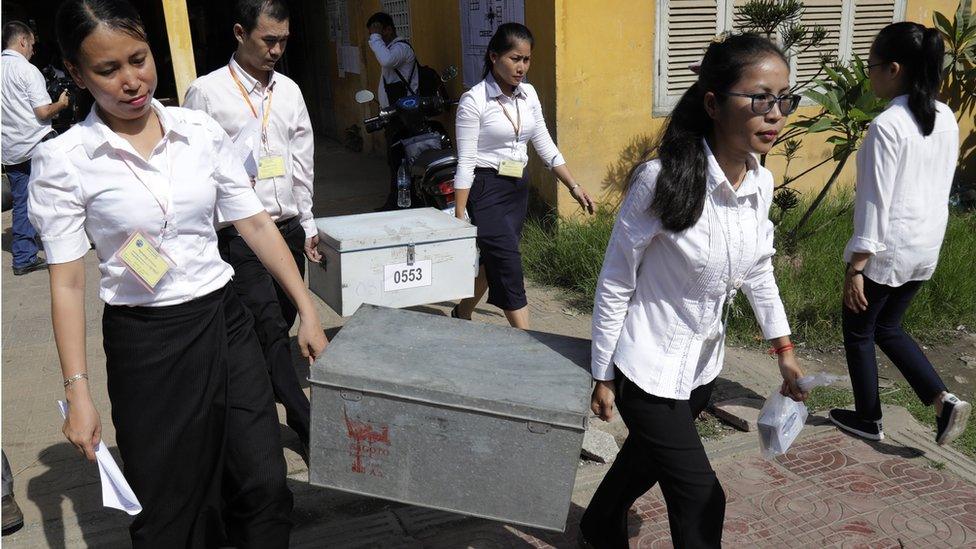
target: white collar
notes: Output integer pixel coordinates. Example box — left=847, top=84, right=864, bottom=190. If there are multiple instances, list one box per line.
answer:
left=81, top=99, right=190, bottom=159
left=702, top=138, right=760, bottom=197
left=229, top=54, right=277, bottom=93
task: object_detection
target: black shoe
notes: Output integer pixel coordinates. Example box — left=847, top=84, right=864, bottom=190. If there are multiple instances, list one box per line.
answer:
left=936, top=393, right=971, bottom=446
left=12, top=257, right=46, bottom=276
left=829, top=408, right=884, bottom=441
left=451, top=305, right=461, bottom=319
left=2, top=494, right=24, bottom=536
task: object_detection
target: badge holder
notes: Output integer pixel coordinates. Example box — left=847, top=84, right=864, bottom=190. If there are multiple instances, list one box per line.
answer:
left=115, top=230, right=175, bottom=293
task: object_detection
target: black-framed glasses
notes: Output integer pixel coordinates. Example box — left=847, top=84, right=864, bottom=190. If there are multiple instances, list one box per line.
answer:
left=865, top=61, right=890, bottom=71
left=719, top=92, right=802, bottom=115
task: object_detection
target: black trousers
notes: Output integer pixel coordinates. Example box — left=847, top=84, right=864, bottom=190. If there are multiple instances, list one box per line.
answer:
left=842, top=277, right=947, bottom=422
left=217, top=217, right=311, bottom=448
left=580, top=373, right=725, bottom=549
left=103, top=286, right=292, bottom=548
left=466, top=168, right=530, bottom=311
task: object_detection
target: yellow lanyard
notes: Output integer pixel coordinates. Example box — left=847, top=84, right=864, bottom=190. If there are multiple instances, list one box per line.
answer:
left=228, top=65, right=273, bottom=139
left=497, top=96, right=521, bottom=140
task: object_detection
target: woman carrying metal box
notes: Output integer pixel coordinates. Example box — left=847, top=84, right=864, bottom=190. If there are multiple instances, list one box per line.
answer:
left=582, top=34, right=808, bottom=547
left=451, top=23, right=595, bottom=329
left=29, top=0, right=327, bottom=546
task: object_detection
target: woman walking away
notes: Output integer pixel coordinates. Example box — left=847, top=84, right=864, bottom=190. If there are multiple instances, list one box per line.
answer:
left=451, top=22, right=595, bottom=329
left=830, top=22, right=969, bottom=446
left=31, top=1, right=327, bottom=546
left=581, top=33, right=808, bottom=548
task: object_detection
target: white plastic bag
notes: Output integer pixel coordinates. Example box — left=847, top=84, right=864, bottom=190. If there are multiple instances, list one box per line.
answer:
left=757, top=373, right=844, bottom=459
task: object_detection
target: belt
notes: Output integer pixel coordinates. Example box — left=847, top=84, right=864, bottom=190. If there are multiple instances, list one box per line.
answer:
left=218, top=216, right=298, bottom=238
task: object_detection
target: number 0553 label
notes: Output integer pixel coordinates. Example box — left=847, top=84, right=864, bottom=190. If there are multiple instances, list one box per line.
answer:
left=383, top=260, right=432, bottom=292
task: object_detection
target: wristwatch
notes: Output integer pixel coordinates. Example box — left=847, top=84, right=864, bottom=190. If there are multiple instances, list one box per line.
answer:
left=846, top=263, right=864, bottom=278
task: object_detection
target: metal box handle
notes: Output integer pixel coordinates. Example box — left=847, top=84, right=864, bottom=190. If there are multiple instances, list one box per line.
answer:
left=340, top=390, right=363, bottom=402
left=527, top=422, right=551, bottom=435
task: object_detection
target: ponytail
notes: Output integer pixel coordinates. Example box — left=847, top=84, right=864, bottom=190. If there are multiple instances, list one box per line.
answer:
left=871, top=22, right=945, bottom=136
left=650, top=33, right=787, bottom=232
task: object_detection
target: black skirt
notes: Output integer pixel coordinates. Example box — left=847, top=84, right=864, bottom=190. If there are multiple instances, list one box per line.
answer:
left=466, top=168, right=530, bottom=311
left=102, top=286, right=291, bottom=548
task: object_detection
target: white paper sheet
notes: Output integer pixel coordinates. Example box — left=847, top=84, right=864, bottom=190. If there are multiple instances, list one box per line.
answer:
left=459, top=0, right=525, bottom=87
left=58, top=401, right=142, bottom=515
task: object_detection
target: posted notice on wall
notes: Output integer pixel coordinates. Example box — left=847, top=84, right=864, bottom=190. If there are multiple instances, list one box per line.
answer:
left=459, top=0, right=525, bottom=88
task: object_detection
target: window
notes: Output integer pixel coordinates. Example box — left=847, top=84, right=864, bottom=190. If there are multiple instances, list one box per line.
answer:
left=653, top=0, right=906, bottom=116
left=381, top=0, right=412, bottom=40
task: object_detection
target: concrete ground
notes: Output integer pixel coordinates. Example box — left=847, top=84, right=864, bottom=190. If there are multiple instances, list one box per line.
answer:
left=3, top=139, right=975, bottom=548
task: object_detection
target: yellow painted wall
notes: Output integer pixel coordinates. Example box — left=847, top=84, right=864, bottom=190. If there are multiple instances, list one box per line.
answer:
left=548, top=0, right=975, bottom=216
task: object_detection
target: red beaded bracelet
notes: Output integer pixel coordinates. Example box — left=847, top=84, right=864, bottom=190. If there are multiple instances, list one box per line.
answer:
left=768, top=343, right=795, bottom=355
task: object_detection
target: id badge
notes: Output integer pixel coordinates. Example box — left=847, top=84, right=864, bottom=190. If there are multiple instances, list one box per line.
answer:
left=497, top=159, right=526, bottom=178
left=257, top=154, right=286, bottom=180
left=116, top=231, right=172, bottom=292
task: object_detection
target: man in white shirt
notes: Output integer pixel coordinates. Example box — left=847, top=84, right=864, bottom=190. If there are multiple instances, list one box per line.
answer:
left=184, top=0, right=319, bottom=455
left=1, top=21, right=70, bottom=275
left=366, top=12, right=420, bottom=210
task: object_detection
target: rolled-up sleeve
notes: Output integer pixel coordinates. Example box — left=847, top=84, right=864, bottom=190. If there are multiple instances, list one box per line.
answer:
left=849, top=123, right=899, bottom=255
left=207, top=118, right=264, bottom=222
left=527, top=90, right=565, bottom=169
left=742, top=182, right=791, bottom=340
left=453, top=91, right=481, bottom=190
left=28, top=143, right=90, bottom=264
left=591, top=163, right=661, bottom=380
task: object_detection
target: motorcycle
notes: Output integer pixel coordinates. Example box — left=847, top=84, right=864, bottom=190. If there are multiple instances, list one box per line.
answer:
left=356, top=67, right=459, bottom=215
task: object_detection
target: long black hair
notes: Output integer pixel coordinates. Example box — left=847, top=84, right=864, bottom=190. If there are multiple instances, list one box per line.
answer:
left=650, top=33, right=787, bottom=232
left=55, top=0, right=147, bottom=64
left=871, top=22, right=945, bottom=136
left=482, top=23, right=534, bottom=79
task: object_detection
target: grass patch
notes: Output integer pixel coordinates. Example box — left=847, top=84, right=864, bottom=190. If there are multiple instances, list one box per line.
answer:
left=522, top=199, right=976, bottom=347
left=804, top=384, right=975, bottom=458
left=695, top=412, right=733, bottom=440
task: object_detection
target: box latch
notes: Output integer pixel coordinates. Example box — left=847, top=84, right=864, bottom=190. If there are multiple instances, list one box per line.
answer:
left=340, top=390, right=363, bottom=402
left=407, top=243, right=416, bottom=266
left=527, top=422, right=551, bottom=435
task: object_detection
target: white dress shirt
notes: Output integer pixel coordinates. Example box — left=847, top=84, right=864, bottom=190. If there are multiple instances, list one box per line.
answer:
left=591, top=141, right=791, bottom=399
left=1, top=49, right=54, bottom=165
left=28, top=100, right=264, bottom=307
left=183, top=55, right=316, bottom=238
left=844, top=95, right=959, bottom=287
left=367, top=35, right=418, bottom=108
left=454, top=73, right=565, bottom=190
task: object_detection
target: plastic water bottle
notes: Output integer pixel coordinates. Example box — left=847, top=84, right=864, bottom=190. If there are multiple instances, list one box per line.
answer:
left=397, top=160, right=411, bottom=208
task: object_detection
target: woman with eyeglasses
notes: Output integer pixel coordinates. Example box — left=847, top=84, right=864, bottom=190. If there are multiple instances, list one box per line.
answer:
left=829, top=22, right=969, bottom=446
left=580, top=33, right=806, bottom=548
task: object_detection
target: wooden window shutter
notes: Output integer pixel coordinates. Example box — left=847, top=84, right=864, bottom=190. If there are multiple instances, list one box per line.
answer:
left=794, top=0, right=846, bottom=87
left=850, top=0, right=903, bottom=62
left=655, top=0, right=721, bottom=113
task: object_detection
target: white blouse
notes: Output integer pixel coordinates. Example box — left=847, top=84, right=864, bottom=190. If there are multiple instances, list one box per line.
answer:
left=454, top=73, right=565, bottom=190
left=28, top=99, right=264, bottom=307
left=844, top=95, right=959, bottom=287
left=184, top=55, right=317, bottom=238
left=591, top=141, right=791, bottom=399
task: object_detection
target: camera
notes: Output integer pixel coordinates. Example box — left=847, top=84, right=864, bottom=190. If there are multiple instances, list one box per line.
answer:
left=42, top=65, right=84, bottom=132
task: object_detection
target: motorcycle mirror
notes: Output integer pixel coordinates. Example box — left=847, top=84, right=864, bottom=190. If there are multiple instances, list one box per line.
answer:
left=354, top=90, right=375, bottom=104
left=440, top=65, right=458, bottom=83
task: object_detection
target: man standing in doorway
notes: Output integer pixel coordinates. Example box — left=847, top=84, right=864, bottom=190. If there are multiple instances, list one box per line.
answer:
left=184, top=0, right=320, bottom=456
left=366, top=12, right=418, bottom=210
left=1, top=21, right=70, bottom=276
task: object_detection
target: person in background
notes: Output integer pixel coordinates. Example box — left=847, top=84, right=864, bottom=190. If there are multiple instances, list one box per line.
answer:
left=452, top=23, right=595, bottom=329
left=32, top=0, right=326, bottom=545
left=1, top=21, right=71, bottom=275
left=365, top=11, right=419, bottom=211
left=830, top=22, right=970, bottom=446
left=581, top=33, right=807, bottom=548
left=184, top=0, right=320, bottom=457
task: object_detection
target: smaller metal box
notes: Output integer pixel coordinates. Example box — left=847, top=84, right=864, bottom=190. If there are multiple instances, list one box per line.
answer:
left=309, top=208, right=477, bottom=316
left=309, top=305, right=592, bottom=532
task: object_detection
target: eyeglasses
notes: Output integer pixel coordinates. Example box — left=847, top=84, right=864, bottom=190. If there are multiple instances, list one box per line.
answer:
left=865, top=61, right=890, bottom=71
left=719, top=92, right=802, bottom=115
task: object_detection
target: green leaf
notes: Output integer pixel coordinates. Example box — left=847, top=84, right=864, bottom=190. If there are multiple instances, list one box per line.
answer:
left=934, top=11, right=954, bottom=37
left=805, top=117, right=835, bottom=133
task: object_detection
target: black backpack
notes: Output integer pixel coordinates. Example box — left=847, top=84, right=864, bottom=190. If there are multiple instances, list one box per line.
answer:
left=386, top=41, right=448, bottom=103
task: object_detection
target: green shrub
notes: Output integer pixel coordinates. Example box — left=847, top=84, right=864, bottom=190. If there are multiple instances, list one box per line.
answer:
left=522, top=199, right=976, bottom=347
